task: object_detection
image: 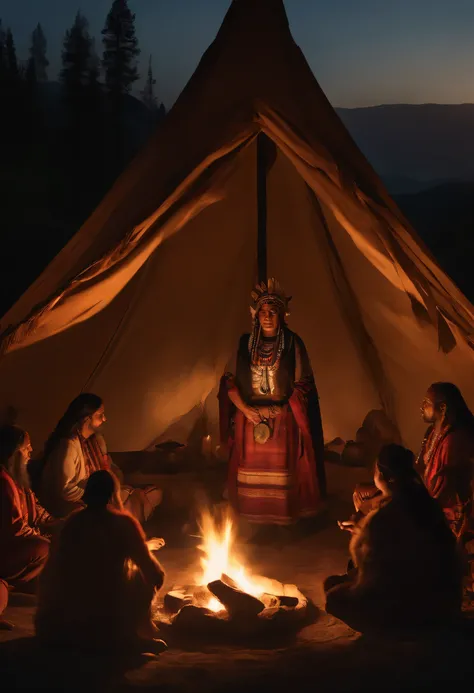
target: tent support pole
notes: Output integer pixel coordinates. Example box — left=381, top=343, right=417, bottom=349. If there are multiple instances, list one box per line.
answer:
left=257, top=132, right=268, bottom=284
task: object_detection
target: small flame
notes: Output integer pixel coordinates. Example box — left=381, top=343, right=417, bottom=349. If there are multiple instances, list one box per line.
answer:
left=196, top=508, right=264, bottom=610
left=207, top=596, right=226, bottom=613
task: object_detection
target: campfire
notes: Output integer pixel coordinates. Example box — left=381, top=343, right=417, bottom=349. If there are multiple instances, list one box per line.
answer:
left=154, top=508, right=312, bottom=640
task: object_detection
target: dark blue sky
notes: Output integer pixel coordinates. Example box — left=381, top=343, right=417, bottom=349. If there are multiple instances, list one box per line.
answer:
left=1, top=0, right=473, bottom=108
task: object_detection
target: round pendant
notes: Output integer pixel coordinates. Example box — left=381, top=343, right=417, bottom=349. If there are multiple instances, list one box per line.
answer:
left=254, top=421, right=271, bottom=445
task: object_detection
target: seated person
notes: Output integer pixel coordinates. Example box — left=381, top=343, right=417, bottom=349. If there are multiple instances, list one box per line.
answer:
left=35, top=470, right=166, bottom=653
left=0, top=425, right=52, bottom=593
left=0, top=579, right=13, bottom=630
left=324, top=444, right=462, bottom=632
left=417, top=382, right=474, bottom=540
left=39, top=394, right=162, bottom=523
left=352, top=383, right=474, bottom=533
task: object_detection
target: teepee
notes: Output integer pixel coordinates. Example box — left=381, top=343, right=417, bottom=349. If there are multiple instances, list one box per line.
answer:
left=1, top=0, right=474, bottom=452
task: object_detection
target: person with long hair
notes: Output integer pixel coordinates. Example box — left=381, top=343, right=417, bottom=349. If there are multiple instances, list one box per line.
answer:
left=324, top=444, right=462, bottom=632
left=218, top=279, right=325, bottom=535
left=0, top=425, right=55, bottom=592
left=39, top=394, right=162, bottom=523
left=417, top=382, right=474, bottom=539
left=351, top=383, right=474, bottom=534
left=36, top=470, right=166, bottom=654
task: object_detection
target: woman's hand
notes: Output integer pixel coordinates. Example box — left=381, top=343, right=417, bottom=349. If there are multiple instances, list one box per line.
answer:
left=243, top=406, right=261, bottom=425
left=256, top=406, right=271, bottom=420
left=353, top=486, right=380, bottom=512
left=337, top=520, right=356, bottom=533
left=147, top=537, right=165, bottom=552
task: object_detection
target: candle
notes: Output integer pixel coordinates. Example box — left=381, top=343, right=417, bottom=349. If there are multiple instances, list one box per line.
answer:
left=202, top=434, right=212, bottom=461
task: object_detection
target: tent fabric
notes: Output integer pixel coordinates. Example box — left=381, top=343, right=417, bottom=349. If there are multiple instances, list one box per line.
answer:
left=1, top=0, right=474, bottom=453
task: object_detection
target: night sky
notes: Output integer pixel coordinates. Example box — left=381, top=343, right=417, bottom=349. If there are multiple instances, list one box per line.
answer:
left=1, top=0, right=473, bottom=108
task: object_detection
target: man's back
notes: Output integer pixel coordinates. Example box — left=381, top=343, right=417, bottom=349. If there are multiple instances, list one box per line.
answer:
left=36, top=507, right=153, bottom=644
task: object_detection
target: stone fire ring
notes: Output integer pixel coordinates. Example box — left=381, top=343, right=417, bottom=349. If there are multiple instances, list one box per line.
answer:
left=154, top=574, right=317, bottom=644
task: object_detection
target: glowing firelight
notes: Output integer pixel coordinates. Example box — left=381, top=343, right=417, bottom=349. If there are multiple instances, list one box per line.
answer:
left=126, top=537, right=165, bottom=578
left=196, top=509, right=264, bottom=612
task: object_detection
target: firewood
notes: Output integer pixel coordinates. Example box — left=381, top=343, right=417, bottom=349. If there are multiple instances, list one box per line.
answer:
left=260, top=593, right=279, bottom=609
left=172, top=604, right=227, bottom=630
left=207, top=574, right=264, bottom=618
left=164, top=589, right=193, bottom=614
left=277, top=595, right=299, bottom=608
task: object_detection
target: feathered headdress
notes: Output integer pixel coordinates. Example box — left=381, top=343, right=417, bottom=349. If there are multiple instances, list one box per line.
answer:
left=250, top=278, right=291, bottom=320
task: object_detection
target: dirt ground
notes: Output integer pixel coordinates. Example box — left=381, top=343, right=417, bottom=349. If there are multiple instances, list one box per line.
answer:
left=1, top=464, right=473, bottom=693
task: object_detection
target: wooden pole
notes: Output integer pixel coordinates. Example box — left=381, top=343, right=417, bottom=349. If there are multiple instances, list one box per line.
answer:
left=256, top=132, right=268, bottom=284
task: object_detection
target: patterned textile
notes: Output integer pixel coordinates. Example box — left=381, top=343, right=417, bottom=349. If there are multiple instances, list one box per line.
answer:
left=79, top=434, right=111, bottom=475
left=219, top=328, right=325, bottom=525
left=230, top=405, right=320, bottom=524
left=416, top=425, right=474, bottom=538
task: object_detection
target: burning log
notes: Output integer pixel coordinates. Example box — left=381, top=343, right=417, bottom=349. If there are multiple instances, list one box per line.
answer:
left=172, top=604, right=227, bottom=631
left=208, top=574, right=265, bottom=618
left=164, top=589, right=193, bottom=615
left=278, top=595, right=299, bottom=608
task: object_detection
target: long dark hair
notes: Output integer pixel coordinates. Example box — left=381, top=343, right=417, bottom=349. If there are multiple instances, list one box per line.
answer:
left=0, top=424, right=30, bottom=490
left=429, top=382, right=474, bottom=430
left=377, top=444, right=420, bottom=488
left=83, top=470, right=118, bottom=509
left=44, top=393, right=103, bottom=458
left=377, top=444, right=452, bottom=536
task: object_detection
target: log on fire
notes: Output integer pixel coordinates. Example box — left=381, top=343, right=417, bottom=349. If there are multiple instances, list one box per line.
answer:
left=208, top=575, right=265, bottom=618
left=172, top=604, right=228, bottom=632
left=164, top=588, right=193, bottom=615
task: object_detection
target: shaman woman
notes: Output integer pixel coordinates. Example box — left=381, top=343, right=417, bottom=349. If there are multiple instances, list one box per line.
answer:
left=219, top=279, right=326, bottom=529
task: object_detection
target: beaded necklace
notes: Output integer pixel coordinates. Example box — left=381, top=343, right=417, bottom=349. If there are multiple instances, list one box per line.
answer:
left=416, top=423, right=450, bottom=476
left=248, top=325, right=285, bottom=395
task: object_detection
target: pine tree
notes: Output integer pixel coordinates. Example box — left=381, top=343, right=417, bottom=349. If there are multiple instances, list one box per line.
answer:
left=88, top=38, right=101, bottom=89
left=30, top=23, right=49, bottom=82
left=5, top=29, right=19, bottom=79
left=141, top=55, right=157, bottom=111
left=102, top=0, right=140, bottom=98
left=60, top=12, right=92, bottom=92
left=0, top=20, right=6, bottom=81
left=157, top=102, right=166, bottom=120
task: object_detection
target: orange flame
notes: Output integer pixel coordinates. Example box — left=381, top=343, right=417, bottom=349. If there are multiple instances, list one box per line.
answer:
left=196, top=508, right=264, bottom=611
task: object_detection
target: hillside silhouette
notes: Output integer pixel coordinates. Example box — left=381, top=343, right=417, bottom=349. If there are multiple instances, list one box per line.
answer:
left=337, top=104, right=474, bottom=192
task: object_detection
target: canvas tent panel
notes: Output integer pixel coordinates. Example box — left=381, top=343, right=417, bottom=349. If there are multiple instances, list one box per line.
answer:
left=83, top=144, right=260, bottom=450
left=0, top=144, right=258, bottom=450
left=78, top=144, right=383, bottom=450
left=263, top=149, right=382, bottom=442
left=321, top=200, right=474, bottom=448
left=0, top=273, right=143, bottom=449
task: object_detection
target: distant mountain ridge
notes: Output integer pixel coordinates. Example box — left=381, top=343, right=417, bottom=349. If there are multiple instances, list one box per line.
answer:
left=336, top=104, right=474, bottom=193
left=36, top=88, right=474, bottom=195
